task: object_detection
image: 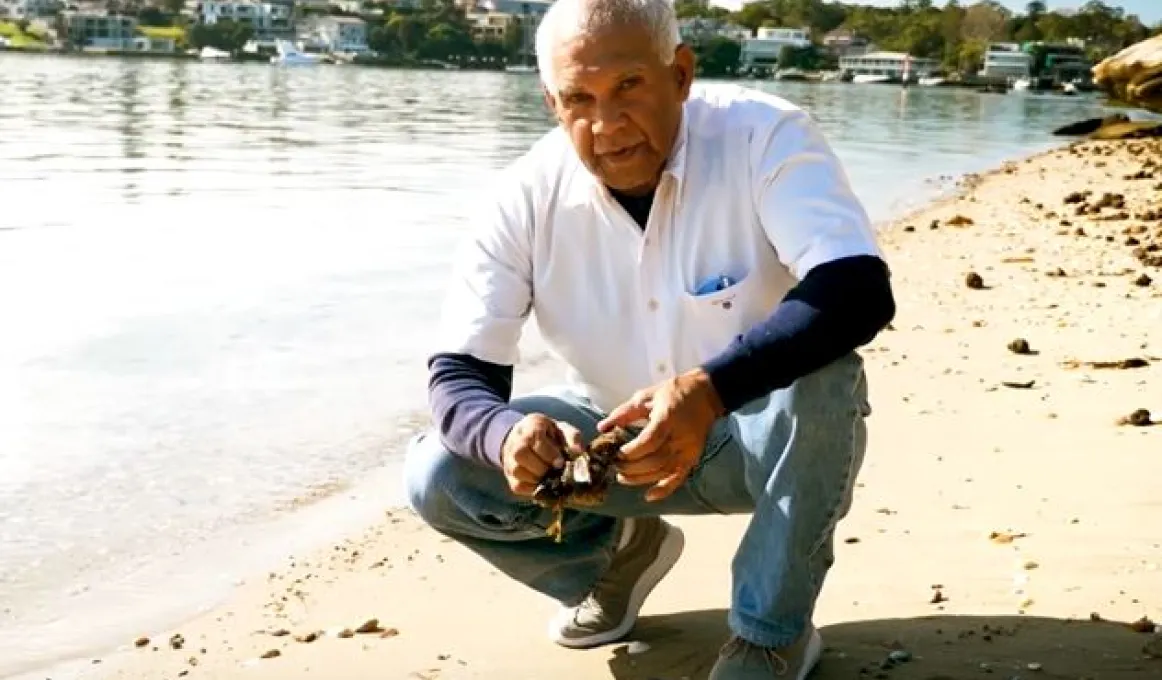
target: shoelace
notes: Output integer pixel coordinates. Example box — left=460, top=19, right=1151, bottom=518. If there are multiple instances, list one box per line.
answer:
left=719, top=636, right=791, bottom=675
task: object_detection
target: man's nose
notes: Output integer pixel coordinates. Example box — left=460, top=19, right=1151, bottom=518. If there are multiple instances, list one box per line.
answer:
left=590, top=99, right=626, bottom=137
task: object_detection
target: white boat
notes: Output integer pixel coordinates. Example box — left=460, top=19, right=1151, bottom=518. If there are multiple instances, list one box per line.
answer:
left=918, top=75, right=946, bottom=87
left=852, top=74, right=893, bottom=85
left=199, top=45, right=231, bottom=61
left=271, top=39, right=322, bottom=65
left=1011, top=77, right=1033, bottom=91
left=504, top=63, right=537, bottom=73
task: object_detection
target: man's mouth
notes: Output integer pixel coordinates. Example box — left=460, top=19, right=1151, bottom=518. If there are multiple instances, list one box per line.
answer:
left=599, top=143, right=644, bottom=163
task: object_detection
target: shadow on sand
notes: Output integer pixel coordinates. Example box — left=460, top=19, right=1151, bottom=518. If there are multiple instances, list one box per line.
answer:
left=607, top=609, right=1160, bottom=679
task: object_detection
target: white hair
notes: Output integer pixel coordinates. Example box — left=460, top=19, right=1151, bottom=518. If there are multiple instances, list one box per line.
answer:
left=533, top=0, right=681, bottom=94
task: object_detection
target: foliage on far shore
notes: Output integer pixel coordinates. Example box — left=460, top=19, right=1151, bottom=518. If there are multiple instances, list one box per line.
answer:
left=0, top=19, right=49, bottom=48
left=20, top=0, right=1161, bottom=78
left=679, top=0, right=1159, bottom=73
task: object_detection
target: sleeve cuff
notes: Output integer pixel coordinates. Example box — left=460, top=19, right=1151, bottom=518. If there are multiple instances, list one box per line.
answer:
left=482, top=408, right=525, bottom=469
left=701, top=339, right=757, bottom=414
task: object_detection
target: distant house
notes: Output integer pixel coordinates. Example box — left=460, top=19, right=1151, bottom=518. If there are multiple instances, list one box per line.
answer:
left=822, top=29, right=871, bottom=58
left=60, top=11, right=137, bottom=49
left=0, top=0, right=62, bottom=19
left=979, top=42, right=1033, bottom=80
left=300, top=15, right=368, bottom=53
left=839, top=51, right=939, bottom=81
left=466, top=9, right=515, bottom=42
left=132, top=35, right=178, bottom=52
left=474, top=0, right=550, bottom=20
left=740, top=26, right=810, bottom=69
left=197, top=1, right=294, bottom=39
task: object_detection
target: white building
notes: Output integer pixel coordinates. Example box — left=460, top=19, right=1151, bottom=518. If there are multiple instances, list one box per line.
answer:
left=740, top=26, right=810, bottom=69
left=979, top=42, right=1033, bottom=80
left=822, top=29, right=872, bottom=58
left=0, top=0, right=60, bottom=19
left=466, top=10, right=515, bottom=42
left=475, top=0, right=550, bottom=19
left=60, top=11, right=137, bottom=49
left=198, top=1, right=292, bottom=38
left=839, top=51, right=938, bottom=82
left=300, top=15, right=368, bottom=53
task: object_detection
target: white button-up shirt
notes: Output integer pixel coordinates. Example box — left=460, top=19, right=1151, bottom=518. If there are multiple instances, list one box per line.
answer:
left=436, top=83, right=883, bottom=414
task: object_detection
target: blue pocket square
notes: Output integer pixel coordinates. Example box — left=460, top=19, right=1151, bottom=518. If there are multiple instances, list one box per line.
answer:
left=694, top=275, right=737, bottom=296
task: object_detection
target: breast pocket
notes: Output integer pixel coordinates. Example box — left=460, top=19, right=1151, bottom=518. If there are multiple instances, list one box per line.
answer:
left=677, top=272, right=770, bottom=363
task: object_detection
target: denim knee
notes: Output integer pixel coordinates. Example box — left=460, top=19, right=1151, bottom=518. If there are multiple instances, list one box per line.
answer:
left=403, top=431, right=460, bottom=528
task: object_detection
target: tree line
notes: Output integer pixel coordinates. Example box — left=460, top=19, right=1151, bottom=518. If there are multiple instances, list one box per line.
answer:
left=114, top=0, right=1159, bottom=73
left=129, top=0, right=526, bottom=65
left=677, top=0, right=1159, bottom=74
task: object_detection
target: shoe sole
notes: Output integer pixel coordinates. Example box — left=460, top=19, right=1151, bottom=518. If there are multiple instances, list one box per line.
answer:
left=548, top=521, right=686, bottom=649
left=797, top=628, right=823, bottom=680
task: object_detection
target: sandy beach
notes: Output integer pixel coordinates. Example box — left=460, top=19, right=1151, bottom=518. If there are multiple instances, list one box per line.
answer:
left=70, top=136, right=1162, bottom=680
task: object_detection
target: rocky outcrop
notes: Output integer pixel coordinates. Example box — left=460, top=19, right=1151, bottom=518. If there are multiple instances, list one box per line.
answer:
left=1052, top=114, right=1162, bottom=140
left=1093, top=35, right=1162, bottom=113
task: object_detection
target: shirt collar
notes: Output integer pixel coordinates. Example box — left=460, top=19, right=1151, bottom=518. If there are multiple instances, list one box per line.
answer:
left=662, top=105, right=689, bottom=195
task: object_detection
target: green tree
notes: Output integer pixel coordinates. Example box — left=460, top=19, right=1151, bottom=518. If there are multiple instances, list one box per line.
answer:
left=417, top=21, right=474, bottom=60
left=368, top=23, right=401, bottom=55
left=188, top=19, right=253, bottom=52
left=386, top=13, right=425, bottom=54
left=695, top=35, right=741, bottom=76
left=674, top=0, right=729, bottom=20
left=503, top=19, right=524, bottom=59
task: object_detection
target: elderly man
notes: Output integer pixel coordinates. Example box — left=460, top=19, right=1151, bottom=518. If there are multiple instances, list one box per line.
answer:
left=404, top=0, right=895, bottom=676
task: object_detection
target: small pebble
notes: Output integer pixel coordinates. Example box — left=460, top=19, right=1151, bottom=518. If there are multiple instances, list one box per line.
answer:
left=888, top=649, right=912, bottom=663
left=626, top=640, right=651, bottom=655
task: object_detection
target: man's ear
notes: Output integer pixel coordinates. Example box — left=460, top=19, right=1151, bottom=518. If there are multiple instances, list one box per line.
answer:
left=542, top=86, right=557, bottom=117
left=673, top=43, right=696, bottom=99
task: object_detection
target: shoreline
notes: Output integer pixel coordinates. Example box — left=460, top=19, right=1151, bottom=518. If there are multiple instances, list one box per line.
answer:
left=1, top=340, right=570, bottom=680
left=0, top=130, right=1040, bottom=679
left=13, top=136, right=1162, bottom=680
left=0, top=156, right=968, bottom=679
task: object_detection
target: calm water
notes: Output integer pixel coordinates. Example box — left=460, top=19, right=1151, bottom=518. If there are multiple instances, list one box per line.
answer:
left=0, top=54, right=1114, bottom=677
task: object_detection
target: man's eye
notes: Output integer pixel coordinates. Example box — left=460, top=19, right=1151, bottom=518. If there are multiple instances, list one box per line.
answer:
left=564, top=93, right=592, bottom=106
left=618, top=77, right=643, bottom=91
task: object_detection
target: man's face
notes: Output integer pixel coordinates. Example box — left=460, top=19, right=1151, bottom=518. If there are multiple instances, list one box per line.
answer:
left=545, top=23, right=695, bottom=196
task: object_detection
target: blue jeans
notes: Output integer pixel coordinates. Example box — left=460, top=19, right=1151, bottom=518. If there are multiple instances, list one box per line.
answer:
left=404, top=352, right=870, bottom=648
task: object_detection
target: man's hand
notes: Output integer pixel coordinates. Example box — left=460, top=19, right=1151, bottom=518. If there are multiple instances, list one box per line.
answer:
left=598, top=368, right=725, bottom=502
left=500, top=414, right=586, bottom=496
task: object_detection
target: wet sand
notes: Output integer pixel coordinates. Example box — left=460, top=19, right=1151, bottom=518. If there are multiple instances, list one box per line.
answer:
left=81, top=138, right=1162, bottom=679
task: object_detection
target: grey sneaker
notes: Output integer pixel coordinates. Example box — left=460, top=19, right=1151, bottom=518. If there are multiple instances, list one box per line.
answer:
left=708, top=625, right=823, bottom=680
left=547, top=516, right=685, bottom=648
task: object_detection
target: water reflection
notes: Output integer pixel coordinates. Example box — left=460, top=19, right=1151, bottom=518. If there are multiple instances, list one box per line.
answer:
left=0, top=57, right=1115, bottom=221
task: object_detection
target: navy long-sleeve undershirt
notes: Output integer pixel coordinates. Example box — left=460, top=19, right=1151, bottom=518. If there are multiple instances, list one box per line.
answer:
left=426, top=254, right=896, bottom=469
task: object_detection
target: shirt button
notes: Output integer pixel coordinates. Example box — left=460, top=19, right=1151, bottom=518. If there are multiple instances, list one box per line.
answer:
left=656, top=362, right=667, bottom=373
left=647, top=299, right=659, bottom=311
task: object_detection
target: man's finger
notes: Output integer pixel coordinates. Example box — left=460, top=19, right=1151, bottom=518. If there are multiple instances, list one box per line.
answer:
left=645, top=467, right=690, bottom=502
left=556, top=421, right=586, bottom=454
left=615, top=451, right=672, bottom=483
left=531, top=437, right=564, bottom=468
left=618, top=467, right=671, bottom=487
left=619, top=419, right=668, bottom=460
left=508, top=465, right=542, bottom=485
left=511, top=481, right=537, bottom=497
left=515, top=447, right=550, bottom=478
left=598, top=394, right=650, bottom=431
